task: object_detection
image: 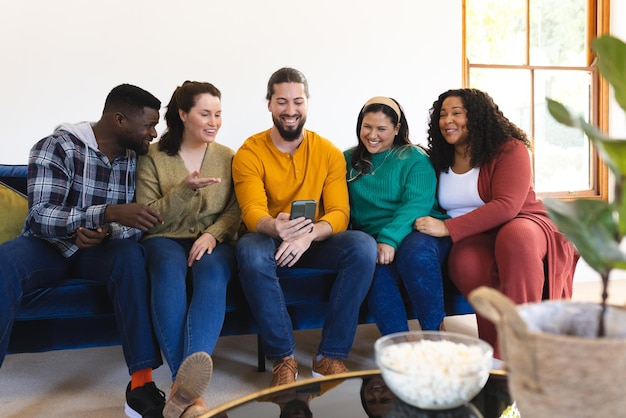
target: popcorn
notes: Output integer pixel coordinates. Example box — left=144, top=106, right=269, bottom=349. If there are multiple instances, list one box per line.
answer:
left=378, top=339, right=491, bottom=409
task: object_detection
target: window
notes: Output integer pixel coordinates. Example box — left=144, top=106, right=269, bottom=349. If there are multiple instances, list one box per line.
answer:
left=463, top=0, right=610, bottom=199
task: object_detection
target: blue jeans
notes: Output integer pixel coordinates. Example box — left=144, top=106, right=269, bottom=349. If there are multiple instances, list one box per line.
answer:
left=143, top=237, right=235, bottom=380
left=236, top=230, right=376, bottom=360
left=368, top=231, right=452, bottom=334
left=0, top=236, right=162, bottom=374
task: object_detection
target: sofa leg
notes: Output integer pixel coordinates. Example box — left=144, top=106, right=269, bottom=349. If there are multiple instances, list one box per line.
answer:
left=257, top=334, right=266, bottom=372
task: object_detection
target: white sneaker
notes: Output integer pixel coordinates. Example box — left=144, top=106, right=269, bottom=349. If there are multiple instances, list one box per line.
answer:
left=491, top=357, right=505, bottom=370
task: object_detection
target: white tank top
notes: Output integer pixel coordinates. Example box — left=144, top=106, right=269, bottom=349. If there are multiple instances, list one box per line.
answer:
left=438, top=167, right=485, bottom=218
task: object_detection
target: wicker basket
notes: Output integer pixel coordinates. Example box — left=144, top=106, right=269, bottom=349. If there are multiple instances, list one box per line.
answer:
left=469, top=286, right=626, bottom=417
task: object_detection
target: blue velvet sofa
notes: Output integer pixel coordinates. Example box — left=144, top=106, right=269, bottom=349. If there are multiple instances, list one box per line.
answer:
left=0, top=164, right=473, bottom=371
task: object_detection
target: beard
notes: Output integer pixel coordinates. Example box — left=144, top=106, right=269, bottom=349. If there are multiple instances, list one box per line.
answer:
left=120, top=137, right=150, bottom=156
left=135, top=143, right=150, bottom=156
left=272, top=115, right=307, bottom=141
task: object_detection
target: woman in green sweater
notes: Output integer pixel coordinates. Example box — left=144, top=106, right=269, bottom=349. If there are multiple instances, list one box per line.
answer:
left=344, top=96, right=450, bottom=333
left=136, top=81, right=241, bottom=418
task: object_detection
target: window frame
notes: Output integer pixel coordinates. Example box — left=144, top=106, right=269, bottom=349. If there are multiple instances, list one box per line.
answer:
left=462, top=0, right=611, bottom=201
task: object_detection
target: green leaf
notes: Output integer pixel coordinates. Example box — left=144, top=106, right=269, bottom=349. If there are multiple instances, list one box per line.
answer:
left=617, top=174, right=626, bottom=237
left=545, top=35, right=626, bottom=303
left=593, top=35, right=626, bottom=112
left=586, top=133, right=626, bottom=178
left=544, top=198, right=626, bottom=274
left=546, top=99, right=577, bottom=127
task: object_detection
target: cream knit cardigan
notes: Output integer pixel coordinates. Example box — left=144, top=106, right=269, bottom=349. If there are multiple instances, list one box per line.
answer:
left=135, top=142, right=241, bottom=243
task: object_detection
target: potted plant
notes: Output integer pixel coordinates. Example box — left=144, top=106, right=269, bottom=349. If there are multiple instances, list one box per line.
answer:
left=545, top=34, right=626, bottom=337
left=469, top=34, right=626, bottom=417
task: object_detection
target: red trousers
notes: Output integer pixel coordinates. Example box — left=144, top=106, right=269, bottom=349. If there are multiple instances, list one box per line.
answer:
left=448, top=217, right=547, bottom=359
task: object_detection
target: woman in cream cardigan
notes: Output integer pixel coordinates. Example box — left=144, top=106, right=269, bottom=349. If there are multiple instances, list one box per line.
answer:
left=136, top=81, right=241, bottom=418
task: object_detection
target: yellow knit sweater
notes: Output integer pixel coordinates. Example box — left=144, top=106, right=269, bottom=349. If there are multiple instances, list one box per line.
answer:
left=232, top=129, right=349, bottom=233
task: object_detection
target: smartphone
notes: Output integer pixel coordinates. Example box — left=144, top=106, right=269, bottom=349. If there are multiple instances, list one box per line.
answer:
left=290, top=200, right=316, bottom=220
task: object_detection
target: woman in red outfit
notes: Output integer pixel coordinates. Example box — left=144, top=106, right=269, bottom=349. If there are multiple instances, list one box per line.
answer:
left=414, top=88, right=579, bottom=359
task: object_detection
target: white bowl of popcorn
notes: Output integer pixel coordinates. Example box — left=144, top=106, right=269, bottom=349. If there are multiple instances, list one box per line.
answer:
left=374, top=331, right=493, bottom=410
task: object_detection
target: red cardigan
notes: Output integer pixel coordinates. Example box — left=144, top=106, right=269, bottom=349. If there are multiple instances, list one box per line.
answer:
left=444, top=140, right=578, bottom=298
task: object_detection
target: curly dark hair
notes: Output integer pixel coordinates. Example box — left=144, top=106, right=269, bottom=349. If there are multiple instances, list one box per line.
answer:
left=159, top=81, right=221, bottom=156
left=426, top=88, right=530, bottom=173
left=348, top=98, right=412, bottom=182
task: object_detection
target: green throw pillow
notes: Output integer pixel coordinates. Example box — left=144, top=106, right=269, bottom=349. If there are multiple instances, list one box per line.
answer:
left=0, top=182, right=28, bottom=244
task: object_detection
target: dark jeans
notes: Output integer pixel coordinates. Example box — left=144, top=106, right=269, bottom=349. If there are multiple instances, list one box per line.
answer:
left=367, top=231, right=452, bottom=334
left=0, top=236, right=162, bottom=374
left=143, top=237, right=235, bottom=380
left=236, top=230, right=377, bottom=360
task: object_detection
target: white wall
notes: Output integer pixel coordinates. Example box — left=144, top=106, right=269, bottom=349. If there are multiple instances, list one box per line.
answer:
left=0, top=0, right=462, bottom=164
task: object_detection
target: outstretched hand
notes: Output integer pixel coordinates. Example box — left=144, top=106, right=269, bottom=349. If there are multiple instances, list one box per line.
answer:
left=186, top=170, right=221, bottom=191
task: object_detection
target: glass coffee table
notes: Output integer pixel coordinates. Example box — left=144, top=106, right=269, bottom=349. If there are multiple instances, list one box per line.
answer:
left=203, top=369, right=511, bottom=418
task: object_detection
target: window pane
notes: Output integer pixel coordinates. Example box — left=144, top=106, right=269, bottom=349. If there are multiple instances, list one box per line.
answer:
left=530, top=0, right=588, bottom=66
left=467, top=0, right=527, bottom=64
left=534, top=70, right=592, bottom=192
left=469, top=68, right=531, bottom=135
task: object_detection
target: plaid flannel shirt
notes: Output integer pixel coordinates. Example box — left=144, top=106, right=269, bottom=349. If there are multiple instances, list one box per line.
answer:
left=22, top=130, right=142, bottom=257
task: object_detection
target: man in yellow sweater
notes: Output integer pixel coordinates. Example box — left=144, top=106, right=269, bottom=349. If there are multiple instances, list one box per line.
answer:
left=232, top=67, right=377, bottom=388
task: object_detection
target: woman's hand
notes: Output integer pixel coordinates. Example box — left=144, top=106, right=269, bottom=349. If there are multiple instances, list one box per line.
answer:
left=185, top=170, right=221, bottom=191
left=414, top=216, right=449, bottom=237
left=188, top=232, right=218, bottom=266
left=377, top=243, right=395, bottom=265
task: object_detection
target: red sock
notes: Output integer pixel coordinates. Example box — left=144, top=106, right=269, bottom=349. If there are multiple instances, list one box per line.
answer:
left=130, top=368, right=153, bottom=390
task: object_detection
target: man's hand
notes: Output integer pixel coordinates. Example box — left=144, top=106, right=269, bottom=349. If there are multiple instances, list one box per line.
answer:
left=104, top=203, right=164, bottom=231
left=275, top=212, right=313, bottom=241
left=75, top=225, right=110, bottom=249
left=273, top=213, right=325, bottom=267
left=275, top=232, right=314, bottom=267
left=256, top=213, right=326, bottom=267
left=257, top=212, right=313, bottom=241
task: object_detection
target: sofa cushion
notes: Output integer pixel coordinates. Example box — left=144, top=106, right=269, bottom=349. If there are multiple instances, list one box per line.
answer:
left=0, top=181, right=27, bottom=244
left=0, top=164, right=28, bottom=192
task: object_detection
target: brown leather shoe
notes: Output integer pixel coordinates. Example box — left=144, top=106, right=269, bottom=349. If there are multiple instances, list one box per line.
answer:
left=270, top=356, right=298, bottom=388
left=311, top=356, right=349, bottom=378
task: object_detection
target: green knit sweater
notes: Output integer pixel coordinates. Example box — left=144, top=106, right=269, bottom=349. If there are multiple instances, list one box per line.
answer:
left=344, top=145, right=447, bottom=250
left=136, top=142, right=242, bottom=243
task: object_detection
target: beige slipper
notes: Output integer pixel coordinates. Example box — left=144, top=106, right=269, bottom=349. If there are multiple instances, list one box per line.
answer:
left=180, top=400, right=209, bottom=418
left=163, top=352, right=213, bottom=418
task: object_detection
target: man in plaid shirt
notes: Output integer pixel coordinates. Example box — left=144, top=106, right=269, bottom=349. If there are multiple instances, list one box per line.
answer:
left=0, top=84, right=168, bottom=418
